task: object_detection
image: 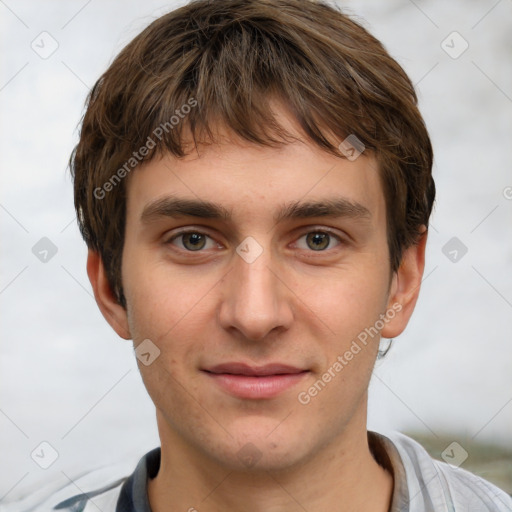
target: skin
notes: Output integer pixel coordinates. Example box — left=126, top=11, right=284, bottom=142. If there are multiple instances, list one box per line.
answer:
left=88, top=108, right=427, bottom=512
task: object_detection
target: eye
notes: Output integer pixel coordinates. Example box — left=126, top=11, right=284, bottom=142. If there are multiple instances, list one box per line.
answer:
left=167, top=231, right=218, bottom=251
left=295, top=230, right=342, bottom=251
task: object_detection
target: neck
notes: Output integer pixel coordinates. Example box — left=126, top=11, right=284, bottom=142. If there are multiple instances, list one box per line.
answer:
left=148, top=409, right=393, bottom=512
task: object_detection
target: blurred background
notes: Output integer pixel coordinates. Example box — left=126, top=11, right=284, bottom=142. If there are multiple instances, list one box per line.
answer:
left=1, top=0, right=511, bottom=505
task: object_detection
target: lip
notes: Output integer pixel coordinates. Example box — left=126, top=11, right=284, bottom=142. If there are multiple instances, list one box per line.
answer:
left=202, top=363, right=309, bottom=399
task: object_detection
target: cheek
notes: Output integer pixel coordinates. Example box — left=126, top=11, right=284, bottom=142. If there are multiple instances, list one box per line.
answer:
left=125, top=275, right=209, bottom=411
left=123, top=260, right=220, bottom=401
left=123, top=254, right=218, bottom=340
left=297, top=263, right=391, bottom=341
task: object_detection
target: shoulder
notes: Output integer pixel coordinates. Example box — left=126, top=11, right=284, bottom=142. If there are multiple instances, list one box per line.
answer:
left=381, top=431, right=512, bottom=511
left=0, top=463, right=131, bottom=512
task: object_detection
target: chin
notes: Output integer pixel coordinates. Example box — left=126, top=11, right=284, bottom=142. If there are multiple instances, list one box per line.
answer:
left=217, top=446, right=305, bottom=473
left=210, top=426, right=311, bottom=473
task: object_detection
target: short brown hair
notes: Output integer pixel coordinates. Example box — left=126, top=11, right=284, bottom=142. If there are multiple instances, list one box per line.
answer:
left=71, top=0, right=435, bottom=308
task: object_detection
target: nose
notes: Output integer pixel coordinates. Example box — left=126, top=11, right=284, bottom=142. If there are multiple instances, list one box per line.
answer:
left=218, top=242, right=294, bottom=342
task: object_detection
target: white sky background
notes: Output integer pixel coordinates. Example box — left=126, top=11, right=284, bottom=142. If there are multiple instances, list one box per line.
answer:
left=1, top=0, right=511, bottom=504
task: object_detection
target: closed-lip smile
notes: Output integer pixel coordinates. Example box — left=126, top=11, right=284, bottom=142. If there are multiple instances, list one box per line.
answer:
left=202, top=362, right=309, bottom=399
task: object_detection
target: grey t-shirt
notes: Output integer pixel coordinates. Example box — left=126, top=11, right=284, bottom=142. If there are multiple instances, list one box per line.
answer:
left=5, top=431, right=512, bottom=511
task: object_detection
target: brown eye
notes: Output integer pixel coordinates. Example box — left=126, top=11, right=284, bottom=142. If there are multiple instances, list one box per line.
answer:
left=181, top=233, right=207, bottom=251
left=167, top=231, right=216, bottom=251
left=306, top=232, right=330, bottom=251
left=295, top=231, right=342, bottom=252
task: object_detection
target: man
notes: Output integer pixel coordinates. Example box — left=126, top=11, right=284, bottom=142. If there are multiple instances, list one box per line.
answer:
left=20, top=0, right=512, bottom=510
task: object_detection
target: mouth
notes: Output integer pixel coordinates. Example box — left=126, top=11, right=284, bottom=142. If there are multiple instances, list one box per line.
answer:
left=201, top=362, right=309, bottom=399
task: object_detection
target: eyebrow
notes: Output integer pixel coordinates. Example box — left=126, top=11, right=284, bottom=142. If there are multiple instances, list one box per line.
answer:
left=140, top=195, right=371, bottom=224
left=274, top=198, right=371, bottom=223
left=141, top=196, right=232, bottom=223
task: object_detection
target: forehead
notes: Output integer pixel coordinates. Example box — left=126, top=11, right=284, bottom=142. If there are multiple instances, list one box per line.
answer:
left=124, top=109, right=386, bottom=230
left=127, top=143, right=383, bottom=213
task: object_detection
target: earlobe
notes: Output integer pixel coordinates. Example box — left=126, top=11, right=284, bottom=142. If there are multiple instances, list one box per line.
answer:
left=381, top=228, right=428, bottom=339
left=86, top=250, right=131, bottom=340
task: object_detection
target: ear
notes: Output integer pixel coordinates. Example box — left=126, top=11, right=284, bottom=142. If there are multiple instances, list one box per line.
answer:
left=381, top=228, right=427, bottom=339
left=86, top=249, right=131, bottom=340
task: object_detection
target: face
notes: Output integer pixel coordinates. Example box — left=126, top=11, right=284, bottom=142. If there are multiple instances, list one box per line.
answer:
left=89, top=112, right=425, bottom=472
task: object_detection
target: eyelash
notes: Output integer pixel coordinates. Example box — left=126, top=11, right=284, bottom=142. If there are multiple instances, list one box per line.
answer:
left=165, top=228, right=344, bottom=253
